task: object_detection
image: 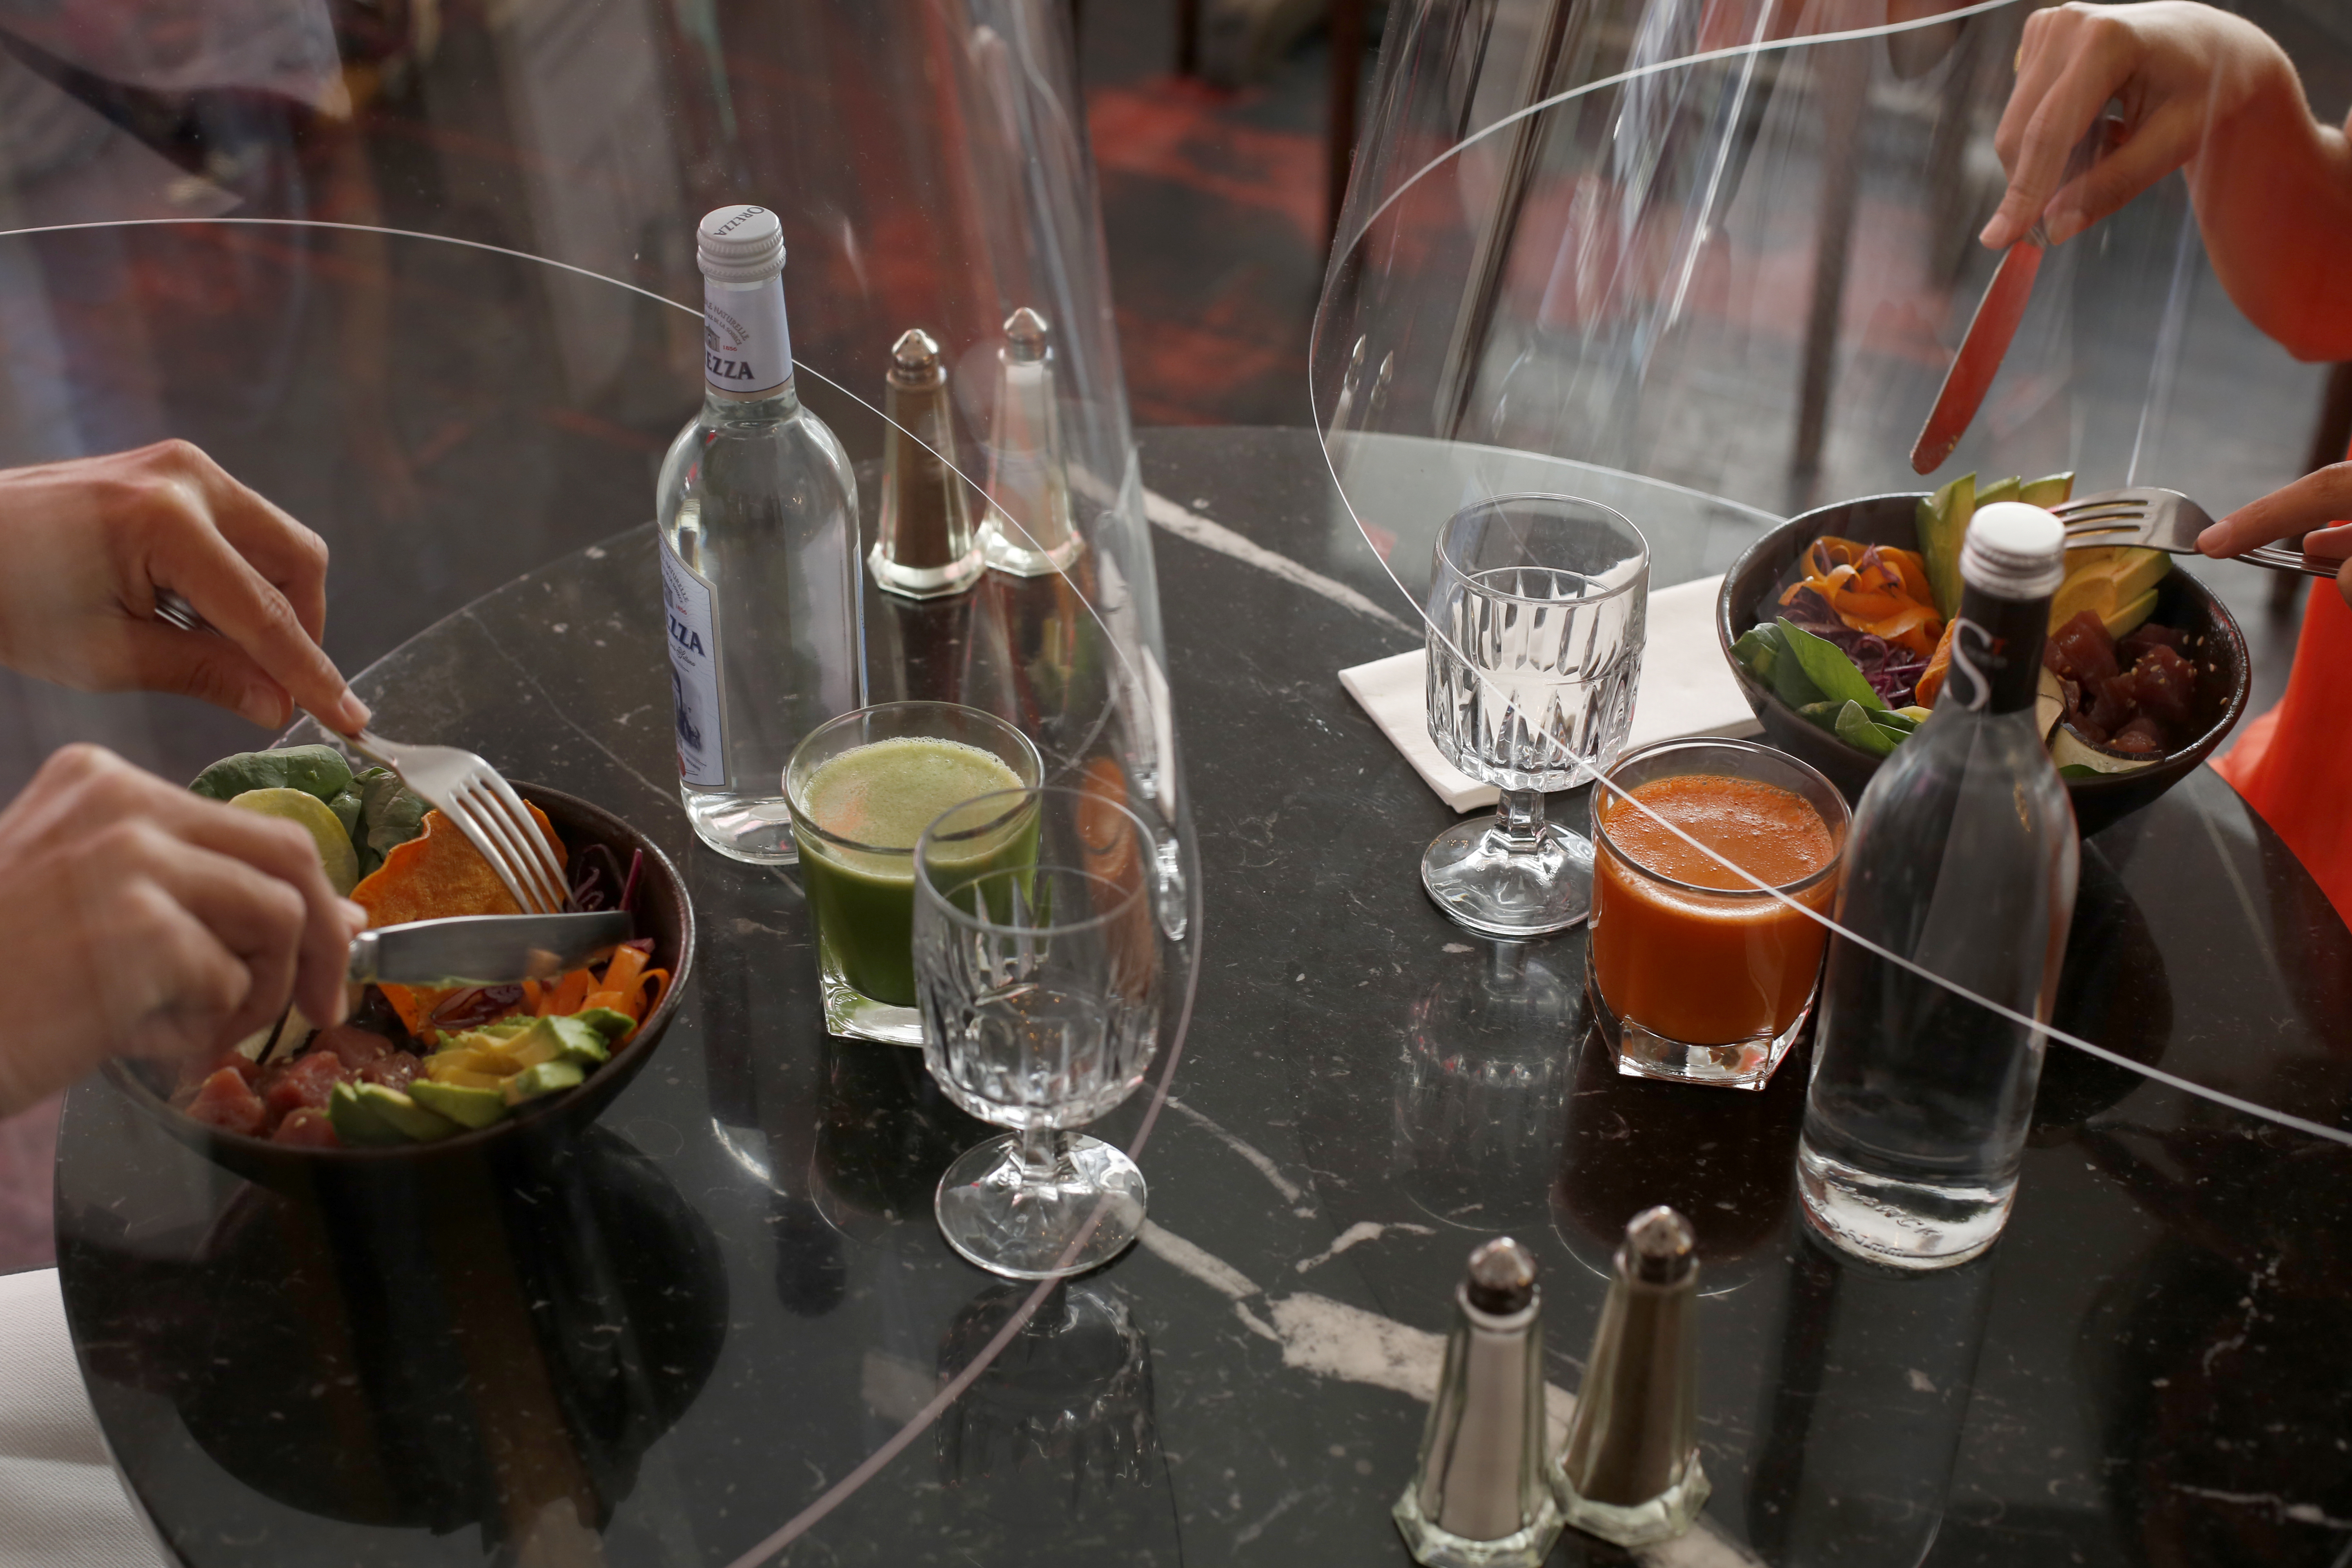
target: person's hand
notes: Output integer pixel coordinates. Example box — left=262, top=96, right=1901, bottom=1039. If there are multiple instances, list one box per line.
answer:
left=0, top=440, right=370, bottom=732
left=0, top=745, right=367, bottom=1118
left=2196, top=470, right=2352, bottom=608
left=1980, top=2, right=2298, bottom=251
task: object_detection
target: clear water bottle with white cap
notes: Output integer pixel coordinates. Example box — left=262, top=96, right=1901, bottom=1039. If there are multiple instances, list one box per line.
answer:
left=1797, top=501, right=2080, bottom=1269
left=657, top=204, right=865, bottom=862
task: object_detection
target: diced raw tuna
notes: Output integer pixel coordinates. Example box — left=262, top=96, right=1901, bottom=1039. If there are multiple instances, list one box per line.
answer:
left=2047, top=611, right=2120, bottom=684
left=2088, top=672, right=2140, bottom=737
left=2110, top=717, right=2167, bottom=754
left=359, top=1052, right=418, bottom=1091
left=2118, top=621, right=2188, bottom=662
left=273, top=1107, right=339, bottom=1147
left=310, top=1025, right=395, bottom=1070
left=185, top=1067, right=267, bottom=1137
left=261, top=1049, right=348, bottom=1118
left=2129, top=644, right=2196, bottom=727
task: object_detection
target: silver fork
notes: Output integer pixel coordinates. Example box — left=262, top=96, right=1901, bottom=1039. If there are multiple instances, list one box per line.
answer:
left=145, top=590, right=569, bottom=914
left=343, top=731, right=571, bottom=914
left=2054, top=488, right=2341, bottom=578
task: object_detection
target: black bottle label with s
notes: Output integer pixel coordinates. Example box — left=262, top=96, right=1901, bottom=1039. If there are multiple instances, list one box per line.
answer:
left=1942, top=585, right=2053, bottom=716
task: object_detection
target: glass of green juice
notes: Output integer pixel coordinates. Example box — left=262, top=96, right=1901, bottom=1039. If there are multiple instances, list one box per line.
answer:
left=785, top=701, right=1043, bottom=1043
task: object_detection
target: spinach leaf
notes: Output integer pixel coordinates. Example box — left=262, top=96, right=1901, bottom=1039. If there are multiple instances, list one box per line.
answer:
left=1777, top=618, right=1887, bottom=711
left=189, top=745, right=353, bottom=804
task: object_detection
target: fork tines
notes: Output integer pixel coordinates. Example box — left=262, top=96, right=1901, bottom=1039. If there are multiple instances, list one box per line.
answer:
left=343, top=729, right=572, bottom=916
left=459, top=778, right=570, bottom=914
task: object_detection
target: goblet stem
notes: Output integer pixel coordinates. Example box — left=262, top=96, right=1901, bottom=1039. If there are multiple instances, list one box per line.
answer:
left=1016, top=1124, right=1062, bottom=1183
left=1496, top=787, right=1548, bottom=853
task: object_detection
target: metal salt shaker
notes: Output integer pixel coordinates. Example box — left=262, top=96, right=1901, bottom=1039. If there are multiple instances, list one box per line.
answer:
left=1394, top=1237, right=1563, bottom=1568
left=1555, top=1205, right=1710, bottom=1547
left=978, top=305, right=1081, bottom=577
left=870, top=327, right=985, bottom=599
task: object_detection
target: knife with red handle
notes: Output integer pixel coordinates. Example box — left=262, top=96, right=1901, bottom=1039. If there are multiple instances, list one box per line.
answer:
left=1911, top=119, right=2116, bottom=475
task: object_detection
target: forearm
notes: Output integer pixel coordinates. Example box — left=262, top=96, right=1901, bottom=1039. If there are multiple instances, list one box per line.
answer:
left=2189, top=74, right=2352, bottom=361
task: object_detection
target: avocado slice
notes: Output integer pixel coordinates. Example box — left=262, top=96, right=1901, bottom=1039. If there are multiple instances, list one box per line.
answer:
left=1917, top=472, right=1975, bottom=619
left=2049, top=725, right=2160, bottom=775
left=2049, top=546, right=2169, bottom=633
left=1974, top=475, right=2022, bottom=509
left=329, top=1081, right=410, bottom=1147
left=503, top=1058, right=586, bottom=1107
left=2018, top=472, right=2075, bottom=508
left=541, top=1013, right=610, bottom=1064
left=2102, top=586, right=2160, bottom=639
left=572, top=1007, right=637, bottom=1045
left=410, top=1079, right=509, bottom=1130
left=356, top=1083, right=463, bottom=1142
left=490, top=1017, right=566, bottom=1069
left=2035, top=667, right=2065, bottom=742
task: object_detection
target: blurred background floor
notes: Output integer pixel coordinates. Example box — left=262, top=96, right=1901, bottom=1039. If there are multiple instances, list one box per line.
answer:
left=0, top=0, right=2343, bottom=1272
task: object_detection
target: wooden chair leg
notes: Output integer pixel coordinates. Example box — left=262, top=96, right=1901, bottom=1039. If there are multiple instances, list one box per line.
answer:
left=1177, top=0, right=1201, bottom=76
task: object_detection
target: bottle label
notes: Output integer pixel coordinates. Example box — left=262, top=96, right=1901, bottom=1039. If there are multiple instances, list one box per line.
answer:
left=659, top=532, right=726, bottom=788
left=705, top=277, right=791, bottom=394
left=1946, top=587, right=2050, bottom=714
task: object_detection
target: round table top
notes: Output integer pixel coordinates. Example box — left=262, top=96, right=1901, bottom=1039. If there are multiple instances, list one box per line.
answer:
left=56, top=427, right=2352, bottom=1568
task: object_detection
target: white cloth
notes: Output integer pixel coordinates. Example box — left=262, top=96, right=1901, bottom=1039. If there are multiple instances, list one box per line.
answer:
left=0, top=1269, right=169, bottom=1568
left=1340, top=574, right=1764, bottom=811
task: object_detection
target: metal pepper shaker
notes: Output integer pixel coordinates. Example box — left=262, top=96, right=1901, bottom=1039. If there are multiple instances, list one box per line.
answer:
left=978, top=306, right=1081, bottom=578
left=871, top=327, right=984, bottom=599
left=1554, top=1205, right=1710, bottom=1547
left=1393, top=1237, right=1564, bottom=1568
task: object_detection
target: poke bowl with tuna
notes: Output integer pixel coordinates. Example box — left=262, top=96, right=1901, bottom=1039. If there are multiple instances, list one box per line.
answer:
left=1715, top=474, right=2250, bottom=836
left=106, top=745, right=695, bottom=1179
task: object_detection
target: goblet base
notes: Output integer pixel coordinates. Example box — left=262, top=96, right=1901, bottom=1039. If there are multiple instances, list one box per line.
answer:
left=936, top=1131, right=1148, bottom=1280
left=1421, top=818, right=1593, bottom=937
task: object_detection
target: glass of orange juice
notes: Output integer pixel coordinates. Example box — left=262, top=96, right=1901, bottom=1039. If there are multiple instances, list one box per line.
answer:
left=1587, top=739, right=1849, bottom=1090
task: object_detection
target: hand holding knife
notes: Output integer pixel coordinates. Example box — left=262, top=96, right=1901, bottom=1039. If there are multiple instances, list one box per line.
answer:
left=1911, top=116, right=2120, bottom=475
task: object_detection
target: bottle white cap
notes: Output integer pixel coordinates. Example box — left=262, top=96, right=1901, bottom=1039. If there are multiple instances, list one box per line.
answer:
left=697, top=205, right=784, bottom=284
left=1961, top=501, right=2066, bottom=600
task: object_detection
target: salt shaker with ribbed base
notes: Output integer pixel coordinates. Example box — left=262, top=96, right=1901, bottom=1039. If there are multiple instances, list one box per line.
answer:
left=1393, top=1237, right=1564, bottom=1568
left=1554, top=1205, right=1709, bottom=1546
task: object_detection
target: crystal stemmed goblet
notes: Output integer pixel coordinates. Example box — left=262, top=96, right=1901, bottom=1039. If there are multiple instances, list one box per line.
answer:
left=1422, top=494, right=1649, bottom=937
left=916, top=784, right=1165, bottom=1279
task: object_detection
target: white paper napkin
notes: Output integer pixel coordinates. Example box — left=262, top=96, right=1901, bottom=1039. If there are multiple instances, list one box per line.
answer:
left=1339, top=574, right=1765, bottom=812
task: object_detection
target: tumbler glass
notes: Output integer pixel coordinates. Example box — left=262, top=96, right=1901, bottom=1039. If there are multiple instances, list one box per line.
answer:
left=787, top=701, right=1044, bottom=1044
left=1423, top=494, right=1649, bottom=936
left=1587, top=739, right=1849, bottom=1090
left=917, top=784, right=1165, bottom=1278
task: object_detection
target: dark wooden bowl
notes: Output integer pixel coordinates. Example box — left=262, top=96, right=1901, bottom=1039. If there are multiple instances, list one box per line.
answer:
left=105, top=782, right=695, bottom=1189
left=1715, top=492, right=2250, bottom=837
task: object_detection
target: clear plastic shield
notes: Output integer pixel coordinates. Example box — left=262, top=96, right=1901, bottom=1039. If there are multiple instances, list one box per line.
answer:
left=4, top=3, right=1198, bottom=1560
left=1316, top=0, right=2352, bottom=1167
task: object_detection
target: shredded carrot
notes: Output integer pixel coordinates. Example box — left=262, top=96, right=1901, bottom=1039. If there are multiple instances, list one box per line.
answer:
left=1781, top=536, right=1944, bottom=657
left=600, top=942, right=651, bottom=999
left=1915, top=620, right=1958, bottom=708
left=377, top=983, right=435, bottom=1037
left=540, top=967, right=593, bottom=1017
left=519, top=979, right=541, bottom=1013
left=632, top=969, right=669, bottom=1020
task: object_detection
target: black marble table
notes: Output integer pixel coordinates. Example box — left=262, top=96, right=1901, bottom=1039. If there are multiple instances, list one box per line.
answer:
left=56, top=428, right=2352, bottom=1568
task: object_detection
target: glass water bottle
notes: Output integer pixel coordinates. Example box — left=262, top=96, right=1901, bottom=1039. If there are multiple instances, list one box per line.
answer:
left=657, top=204, right=865, bottom=863
left=1797, top=502, right=2079, bottom=1268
